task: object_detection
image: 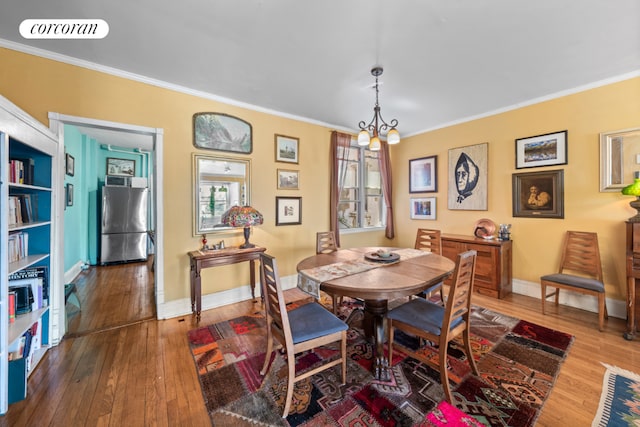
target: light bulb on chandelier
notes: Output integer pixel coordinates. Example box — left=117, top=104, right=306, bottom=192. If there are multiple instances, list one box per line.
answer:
left=357, top=66, right=400, bottom=151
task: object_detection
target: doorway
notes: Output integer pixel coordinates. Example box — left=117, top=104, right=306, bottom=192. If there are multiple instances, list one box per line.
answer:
left=48, top=113, right=164, bottom=339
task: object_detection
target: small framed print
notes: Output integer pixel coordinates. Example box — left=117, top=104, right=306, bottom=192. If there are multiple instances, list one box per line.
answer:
left=65, top=153, right=75, bottom=176
left=410, top=197, right=436, bottom=220
left=277, top=169, right=299, bottom=190
left=66, top=183, right=74, bottom=207
left=515, top=130, right=567, bottom=169
left=275, top=134, right=299, bottom=164
left=409, top=155, right=437, bottom=193
left=276, top=196, right=301, bottom=225
left=512, top=169, right=564, bottom=218
left=107, top=157, right=135, bottom=177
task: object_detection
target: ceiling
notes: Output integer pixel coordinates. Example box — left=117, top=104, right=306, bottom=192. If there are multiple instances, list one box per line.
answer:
left=1, top=1, right=640, bottom=148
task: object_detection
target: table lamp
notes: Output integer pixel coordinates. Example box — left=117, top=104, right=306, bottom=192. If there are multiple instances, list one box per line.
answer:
left=221, top=205, right=264, bottom=248
left=622, top=171, right=640, bottom=222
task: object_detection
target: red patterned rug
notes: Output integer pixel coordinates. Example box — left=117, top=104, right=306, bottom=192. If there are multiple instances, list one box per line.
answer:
left=188, top=299, right=573, bottom=426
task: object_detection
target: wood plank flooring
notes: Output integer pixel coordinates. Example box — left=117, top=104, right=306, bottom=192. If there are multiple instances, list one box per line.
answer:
left=2, top=261, right=638, bottom=426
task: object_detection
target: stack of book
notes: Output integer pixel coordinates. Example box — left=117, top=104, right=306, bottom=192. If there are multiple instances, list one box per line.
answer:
left=7, top=194, right=36, bottom=226
left=8, top=266, right=48, bottom=314
left=8, top=157, right=34, bottom=185
left=7, top=231, right=29, bottom=263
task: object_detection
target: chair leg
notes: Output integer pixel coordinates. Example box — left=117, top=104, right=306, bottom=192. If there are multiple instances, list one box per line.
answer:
left=341, top=331, right=347, bottom=384
left=439, top=338, right=453, bottom=403
left=598, top=294, right=606, bottom=332
left=260, top=335, right=273, bottom=375
left=282, top=349, right=296, bottom=418
left=387, top=322, right=395, bottom=367
left=463, top=327, right=479, bottom=376
left=541, top=283, right=546, bottom=315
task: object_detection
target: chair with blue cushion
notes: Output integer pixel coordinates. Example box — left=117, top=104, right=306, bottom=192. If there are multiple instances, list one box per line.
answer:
left=387, top=250, right=479, bottom=403
left=259, top=253, right=348, bottom=418
left=316, top=231, right=344, bottom=313
left=414, top=228, right=445, bottom=301
left=540, top=231, right=608, bottom=331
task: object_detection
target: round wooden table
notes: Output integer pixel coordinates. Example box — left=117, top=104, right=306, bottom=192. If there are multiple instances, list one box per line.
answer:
left=296, top=247, right=455, bottom=381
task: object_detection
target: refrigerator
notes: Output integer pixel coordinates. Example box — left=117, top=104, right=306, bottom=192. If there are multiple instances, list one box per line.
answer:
left=100, top=185, right=148, bottom=264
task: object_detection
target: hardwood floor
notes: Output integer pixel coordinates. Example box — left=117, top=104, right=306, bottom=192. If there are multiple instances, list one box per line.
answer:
left=2, top=262, right=638, bottom=426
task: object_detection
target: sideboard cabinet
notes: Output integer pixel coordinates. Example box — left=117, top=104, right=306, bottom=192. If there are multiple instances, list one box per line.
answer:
left=625, top=221, right=639, bottom=340
left=441, top=234, right=512, bottom=299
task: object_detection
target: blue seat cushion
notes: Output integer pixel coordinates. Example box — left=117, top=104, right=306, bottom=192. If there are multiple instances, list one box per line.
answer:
left=541, top=273, right=605, bottom=293
left=387, top=298, right=463, bottom=335
left=288, top=302, right=348, bottom=344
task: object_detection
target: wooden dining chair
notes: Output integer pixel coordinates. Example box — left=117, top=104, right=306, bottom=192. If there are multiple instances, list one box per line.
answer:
left=316, top=231, right=343, bottom=313
left=387, top=250, right=479, bottom=403
left=415, top=228, right=444, bottom=301
left=259, top=253, right=348, bottom=418
left=540, top=231, right=608, bottom=331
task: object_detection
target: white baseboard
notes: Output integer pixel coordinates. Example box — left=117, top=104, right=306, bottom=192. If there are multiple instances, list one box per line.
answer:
left=64, top=260, right=84, bottom=284
left=157, top=275, right=626, bottom=321
left=513, top=278, right=626, bottom=320
left=156, top=274, right=299, bottom=320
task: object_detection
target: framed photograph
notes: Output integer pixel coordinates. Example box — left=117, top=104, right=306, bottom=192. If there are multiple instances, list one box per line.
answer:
left=275, top=134, right=299, bottom=164
left=409, top=155, right=437, bottom=193
left=512, top=169, right=564, bottom=218
left=448, top=142, right=488, bottom=211
left=515, top=130, right=567, bottom=169
left=410, top=197, right=436, bottom=220
left=277, top=169, right=299, bottom=190
left=107, top=157, right=135, bottom=177
left=276, top=196, right=302, bottom=225
left=66, top=183, right=74, bottom=207
left=599, top=127, right=640, bottom=192
left=193, top=112, right=253, bottom=154
left=65, top=153, right=75, bottom=176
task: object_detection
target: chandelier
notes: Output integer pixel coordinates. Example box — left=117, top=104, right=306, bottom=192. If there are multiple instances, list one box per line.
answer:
left=357, top=66, right=400, bottom=151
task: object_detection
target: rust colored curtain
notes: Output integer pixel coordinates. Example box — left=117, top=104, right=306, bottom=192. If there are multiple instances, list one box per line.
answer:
left=379, top=141, right=395, bottom=239
left=330, top=131, right=352, bottom=247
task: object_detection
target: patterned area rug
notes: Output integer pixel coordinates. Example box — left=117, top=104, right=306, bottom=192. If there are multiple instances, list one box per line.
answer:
left=592, top=364, right=640, bottom=426
left=188, top=299, right=574, bottom=426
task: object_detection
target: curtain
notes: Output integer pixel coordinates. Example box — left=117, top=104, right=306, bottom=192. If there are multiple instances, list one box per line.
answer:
left=330, top=131, right=352, bottom=247
left=379, top=140, right=395, bottom=239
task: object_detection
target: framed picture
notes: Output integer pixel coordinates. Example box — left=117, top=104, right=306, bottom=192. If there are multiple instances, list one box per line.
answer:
left=448, top=142, right=488, bottom=211
left=107, top=157, right=135, bottom=177
left=275, top=134, right=299, bottom=164
left=277, top=169, right=299, bottom=190
left=512, top=169, right=564, bottom=218
left=65, top=153, right=75, bottom=176
left=599, top=127, right=640, bottom=192
left=410, top=197, right=436, bottom=220
left=193, top=112, right=252, bottom=154
left=409, top=155, right=437, bottom=193
left=276, top=196, right=301, bottom=225
left=515, top=130, right=567, bottom=169
left=66, top=183, right=74, bottom=207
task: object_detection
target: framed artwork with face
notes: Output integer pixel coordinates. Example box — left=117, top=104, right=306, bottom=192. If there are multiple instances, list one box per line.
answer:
left=447, top=142, right=488, bottom=211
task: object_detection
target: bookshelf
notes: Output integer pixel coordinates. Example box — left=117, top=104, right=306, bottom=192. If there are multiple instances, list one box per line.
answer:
left=0, top=96, right=59, bottom=413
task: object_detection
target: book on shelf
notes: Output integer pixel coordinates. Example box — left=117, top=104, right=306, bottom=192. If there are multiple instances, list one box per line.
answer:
left=7, top=231, right=29, bottom=263
left=9, top=157, right=34, bottom=185
left=9, top=266, right=48, bottom=309
left=7, top=194, right=36, bottom=226
left=8, top=291, right=16, bottom=324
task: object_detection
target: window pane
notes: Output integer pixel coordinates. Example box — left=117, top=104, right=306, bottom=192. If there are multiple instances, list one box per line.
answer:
left=365, top=195, right=383, bottom=227
left=338, top=202, right=359, bottom=229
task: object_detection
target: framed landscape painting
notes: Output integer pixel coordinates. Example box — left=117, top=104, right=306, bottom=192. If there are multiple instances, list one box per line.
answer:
left=275, top=134, right=299, bottom=164
left=515, top=130, right=567, bottom=169
left=193, top=112, right=253, bottom=154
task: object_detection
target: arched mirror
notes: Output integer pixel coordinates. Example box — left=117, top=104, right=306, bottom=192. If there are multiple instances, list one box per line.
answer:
left=193, top=154, right=251, bottom=235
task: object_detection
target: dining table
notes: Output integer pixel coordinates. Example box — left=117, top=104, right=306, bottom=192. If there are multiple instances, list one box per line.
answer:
left=296, top=246, right=455, bottom=381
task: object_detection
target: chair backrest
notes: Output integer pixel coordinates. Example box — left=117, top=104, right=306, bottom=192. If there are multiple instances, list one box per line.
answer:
left=316, top=231, right=339, bottom=254
left=414, top=228, right=442, bottom=255
left=442, top=250, right=477, bottom=332
left=558, top=231, right=603, bottom=281
left=260, top=253, right=293, bottom=344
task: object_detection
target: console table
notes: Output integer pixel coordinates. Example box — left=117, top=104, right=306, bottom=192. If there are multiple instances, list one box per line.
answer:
left=188, top=246, right=266, bottom=321
left=441, top=234, right=512, bottom=299
left=625, top=222, right=639, bottom=340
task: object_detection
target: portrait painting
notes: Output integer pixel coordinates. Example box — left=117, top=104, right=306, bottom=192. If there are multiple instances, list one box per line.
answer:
left=512, top=169, right=564, bottom=218
left=448, top=143, right=488, bottom=210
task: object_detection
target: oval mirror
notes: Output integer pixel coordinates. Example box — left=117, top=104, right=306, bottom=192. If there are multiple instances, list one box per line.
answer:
left=193, top=154, right=251, bottom=235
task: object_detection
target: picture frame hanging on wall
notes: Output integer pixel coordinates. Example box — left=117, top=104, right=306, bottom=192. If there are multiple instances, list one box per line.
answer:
left=65, top=153, right=75, bottom=176
left=409, top=155, right=437, bottom=193
left=275, top=134, right=299, bottom=164
left=515, top=130, right=567, bottom=169
left=107, top=157, right=135, bottom=177
left=193, top=112, right=253, bottom=154
left=276, top=196, right=302, bottom=225
left=448, top=142, right=488, bottom=211
left=277, top=169, right=299, bottom=190
left=512, top=169, right=564, bottom=218
left=410, top=197, right=436, bottom=220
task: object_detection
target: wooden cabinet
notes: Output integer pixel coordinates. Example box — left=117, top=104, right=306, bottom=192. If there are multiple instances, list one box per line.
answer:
left=441, top=234, right=512, bottom=299
left=625, top=221, right=639, bottom=340
left=0, top=96, right=59, bottom=413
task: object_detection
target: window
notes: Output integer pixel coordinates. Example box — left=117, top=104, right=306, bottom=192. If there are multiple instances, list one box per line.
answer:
left=337, top=142, right=385, bottom=229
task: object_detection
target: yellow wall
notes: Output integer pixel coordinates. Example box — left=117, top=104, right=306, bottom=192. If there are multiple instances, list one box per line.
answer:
left=392, top=77, right=640, bottom=300
left=1, top=47, right=637, bottom=303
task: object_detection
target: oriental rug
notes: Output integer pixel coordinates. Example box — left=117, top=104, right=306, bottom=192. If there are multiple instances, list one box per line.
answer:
left=188, top=299, right=574, bottom=426
left=592, top=364, right=640, bottom=427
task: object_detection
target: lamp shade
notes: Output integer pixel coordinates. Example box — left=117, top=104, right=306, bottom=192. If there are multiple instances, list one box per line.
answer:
left=369, top=136, right=381, bottom=151
left=386, top=128, right=400, bottom=144
left=357, top=130, right=370, bottom=146
left=221, top=205, right=264, bottom=227
left=622, top=175, right=640, bottom=197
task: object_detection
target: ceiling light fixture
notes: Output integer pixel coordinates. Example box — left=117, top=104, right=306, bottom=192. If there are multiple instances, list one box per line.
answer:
left=357, top=66, right=400, bottom=151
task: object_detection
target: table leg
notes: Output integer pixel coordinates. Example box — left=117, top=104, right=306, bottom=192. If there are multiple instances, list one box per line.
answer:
left=193, top=264, right=202, bottom=322
left=625, top=276, right=637, bottom=340
left=363, top=300, right=391, bottom=381
left=249, top=259, right=256, bottom=302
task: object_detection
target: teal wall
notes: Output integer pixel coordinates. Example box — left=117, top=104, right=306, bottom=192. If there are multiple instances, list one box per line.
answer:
left=63, top=125, right=150, bottom=271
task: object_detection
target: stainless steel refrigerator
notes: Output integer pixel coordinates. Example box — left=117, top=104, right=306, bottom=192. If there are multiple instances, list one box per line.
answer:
left=100, top=185, right=148, bottom=264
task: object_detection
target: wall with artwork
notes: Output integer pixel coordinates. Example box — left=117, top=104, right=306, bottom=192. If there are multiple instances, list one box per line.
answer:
left=394, top=76, right=640, bottom=306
